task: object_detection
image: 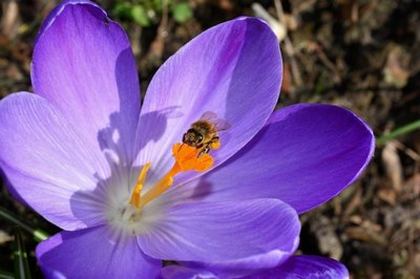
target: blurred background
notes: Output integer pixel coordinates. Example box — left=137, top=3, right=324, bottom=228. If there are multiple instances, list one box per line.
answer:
left=0, top=0, right=419, bottom=278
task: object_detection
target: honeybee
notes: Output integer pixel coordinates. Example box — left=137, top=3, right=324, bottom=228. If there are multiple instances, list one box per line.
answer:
left=182, top=111, right=231, bottom=157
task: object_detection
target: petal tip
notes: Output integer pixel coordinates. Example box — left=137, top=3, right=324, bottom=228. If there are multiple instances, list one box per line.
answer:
left=339, top=104, right=376, bottom=180
left=35, top=0, right=106, bottom=44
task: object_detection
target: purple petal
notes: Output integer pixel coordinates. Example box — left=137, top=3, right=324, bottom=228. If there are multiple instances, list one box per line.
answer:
left=133, top=17, right=281, bottom=184
left=36, top=1, right=103, bottom=43
left=138, top=199, right=299, bottom=270
left=161, top=266, right=217, bottom=279
left=161, top=256, right=349, bottom=279
left=170, top=104, right=374, bottom=213
left=32, top=0, right=140, bottom=163
left=245, top=255, right=349, bottom=279
left=0, top=93, right=109, bottom=230
left=36, top=226, right=161, bottom=279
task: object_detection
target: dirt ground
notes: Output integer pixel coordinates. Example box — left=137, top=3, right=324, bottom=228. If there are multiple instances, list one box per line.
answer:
left=0, top=0, right=419, bottom=278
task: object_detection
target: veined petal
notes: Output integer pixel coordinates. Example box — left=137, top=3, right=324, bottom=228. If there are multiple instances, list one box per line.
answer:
left=170, top=104, right=374, bottom=213
left=134, top=17, right=281, bottom=184
left=160, top=256, right=349, bottom=279
left=161, top=266, right=217, bottom=279
left=248, top=255, right=349, bottom=279
left=138, top=199, right=299, bottom=270
left=32, top=0, right=140, bottom=164
left=36, top=226, right=161, bottom=279
left=0, top=93, right=109, bottom=230
left=36, top=1, right=102, bottom=42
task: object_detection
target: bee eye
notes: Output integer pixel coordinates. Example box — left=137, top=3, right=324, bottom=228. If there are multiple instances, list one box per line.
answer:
left=197, top=134, right=203, bottom=142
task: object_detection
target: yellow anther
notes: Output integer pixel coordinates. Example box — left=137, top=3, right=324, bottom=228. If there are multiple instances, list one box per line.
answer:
left=130, top=143, right=214, bottom=210
left=129, top=162, right=151, bottom=208
left=137, top=172, right=175, bottom=209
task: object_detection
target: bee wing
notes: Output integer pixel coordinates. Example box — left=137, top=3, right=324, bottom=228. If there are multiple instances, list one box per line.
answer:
left=213, top=119, right=231, bottom=131
left=200, top=111, right=219, bottom=122
left=200, top=111, right=231, bottom=131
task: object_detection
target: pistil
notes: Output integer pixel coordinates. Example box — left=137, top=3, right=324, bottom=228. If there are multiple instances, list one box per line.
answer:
left=129, top=143, right=214, bottom=210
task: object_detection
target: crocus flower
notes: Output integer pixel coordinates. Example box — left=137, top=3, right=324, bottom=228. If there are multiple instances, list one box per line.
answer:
left=0, top=0, right=374, bottom=278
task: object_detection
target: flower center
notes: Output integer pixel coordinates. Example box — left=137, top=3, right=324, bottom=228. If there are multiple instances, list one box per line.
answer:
left=129, top=143, right=214, bottom=210
left=106, top=142, right=216, bottom=236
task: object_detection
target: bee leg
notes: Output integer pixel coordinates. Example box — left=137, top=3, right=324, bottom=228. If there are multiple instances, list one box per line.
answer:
left=198, top=145, right=211, bottom=157
left=210, top=137, right=221, bottom=149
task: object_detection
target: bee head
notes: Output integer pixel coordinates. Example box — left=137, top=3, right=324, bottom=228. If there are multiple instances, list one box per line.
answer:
left=183, top=129, right=204, bottom=146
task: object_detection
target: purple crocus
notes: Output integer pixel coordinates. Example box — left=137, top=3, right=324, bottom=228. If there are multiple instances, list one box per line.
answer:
left=0, top=1, right=374, bottom=278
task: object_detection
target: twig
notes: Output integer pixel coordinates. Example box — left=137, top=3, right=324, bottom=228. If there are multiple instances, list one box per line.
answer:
left=1, top=0, right=19, bottom=39
left=273, top=0, right=303, bottom=87
left=149, top=0, right=169, bottom=59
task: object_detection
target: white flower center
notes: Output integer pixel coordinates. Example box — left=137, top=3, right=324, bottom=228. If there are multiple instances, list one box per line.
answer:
left=106, top=197, right=164, bottom=236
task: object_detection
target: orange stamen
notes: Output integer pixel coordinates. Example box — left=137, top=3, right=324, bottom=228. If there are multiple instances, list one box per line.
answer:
left=129, top=162, right=151, bottom=208
left=171, top=143, right=214, bottom=172
left=129, top=143, right=214, bottom=210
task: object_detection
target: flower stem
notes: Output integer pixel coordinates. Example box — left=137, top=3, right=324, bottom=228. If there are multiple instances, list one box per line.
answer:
left=0, top=270, right=14, bottom=279
left=377, top=119, right=420, bottom=146
left=13, top=228, right=32, bottom=279
left=0, top=207, right=48, bottom=242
